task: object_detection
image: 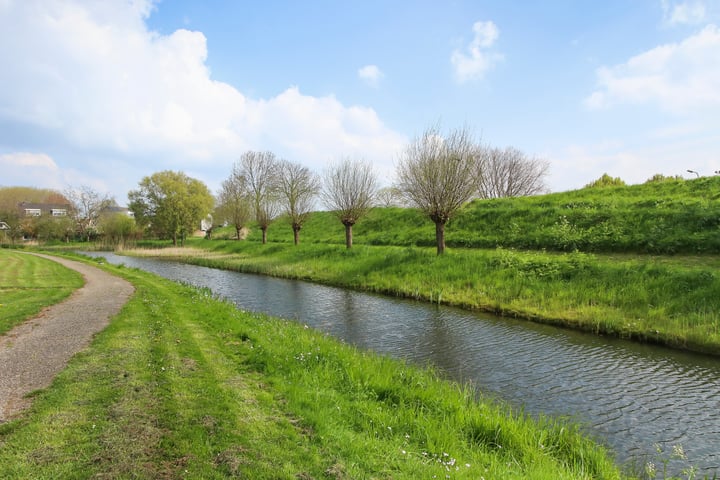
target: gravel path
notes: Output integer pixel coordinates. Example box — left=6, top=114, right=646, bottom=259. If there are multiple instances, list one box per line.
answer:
left=0, top=253, right=134, bottom=422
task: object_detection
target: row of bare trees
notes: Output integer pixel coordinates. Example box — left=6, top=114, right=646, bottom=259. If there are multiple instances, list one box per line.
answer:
left=215, top=125, right=548, bottom=254
left=216, top=152, right=322, bottom=246
left=397, top=125, right=548, bottom=254
left=217, top=150, right=383, bottom=248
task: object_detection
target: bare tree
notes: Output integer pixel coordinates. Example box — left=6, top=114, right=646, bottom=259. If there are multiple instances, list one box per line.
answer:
left=396, top=125, right=479, bottom=255
left=65, top=185, right=113, bottom=242
left=216, top=164, right=253, bottom=240
left=476, top=146, right=549, bottom=198
left=375, top=186, right=406, bottom=208
left=321, top=158, right=378, bottom=249
left=277, top=159, right=321, bottom=245
left=239, top=151, right=280, bottom=244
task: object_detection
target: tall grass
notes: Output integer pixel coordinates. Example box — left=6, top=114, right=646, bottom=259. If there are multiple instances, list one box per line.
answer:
left=0, top=255, right=623, bottom=479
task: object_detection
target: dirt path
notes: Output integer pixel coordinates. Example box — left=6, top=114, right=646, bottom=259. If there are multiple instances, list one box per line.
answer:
left=0, top=253, right=134, bottom=422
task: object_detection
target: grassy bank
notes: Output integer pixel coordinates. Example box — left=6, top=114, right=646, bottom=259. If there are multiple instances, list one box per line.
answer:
left=121, top=241, right=720, bottom=356
left=0, top=253, right=623, bottom=479
left=0, top=250, right=84, bottom=335
left=224, top=176, right=720, bottom=254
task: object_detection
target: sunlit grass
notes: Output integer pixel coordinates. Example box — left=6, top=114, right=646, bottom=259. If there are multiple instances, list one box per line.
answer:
left=211, top=176, right=720, bottom=255
left=123, top=240, right=720, bottom=356
left=0, top=255, right=623, bottom=478
left=0, top=250, right=84, bottom=335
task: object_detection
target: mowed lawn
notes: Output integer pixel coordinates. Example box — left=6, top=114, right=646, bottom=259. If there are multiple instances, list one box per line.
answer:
left=0, top=250, right=84, bottom=336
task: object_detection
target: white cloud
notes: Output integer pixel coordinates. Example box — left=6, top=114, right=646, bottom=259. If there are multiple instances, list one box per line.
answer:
left=358, top=65, right=384, bottom=87
left=0, top=151, right=122, bottom=195
left=661, top=0, right=708, bottom=25
left=0, top=0, right=406, bottom=199
left=547, top=125, right=720, bottom=192
left=0, top=152, right=64, bottom=190
left=585, top=25, right=720, bottom=111
left=450, top=20, right=503, bottom=83
left=0, top=152, right=57, bottom=169
left=548, top=143, right=656, bottom=191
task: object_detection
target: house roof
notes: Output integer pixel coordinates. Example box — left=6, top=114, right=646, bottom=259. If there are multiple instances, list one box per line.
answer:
left=18, top=202, right=71, bottom=210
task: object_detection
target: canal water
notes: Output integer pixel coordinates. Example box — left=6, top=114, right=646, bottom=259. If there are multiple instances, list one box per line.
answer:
left=85, top=252, right=720, bottom=474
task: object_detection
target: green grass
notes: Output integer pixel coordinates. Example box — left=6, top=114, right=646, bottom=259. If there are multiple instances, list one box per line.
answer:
left=0, top=253, right=623, bottom=479
left=224, top=176, right=720, bottom=255
left=130, top=176, right=718, bottom=356
left=0, top=250, right=84, bottom=335
left=123, top=241, right=720, bottom=356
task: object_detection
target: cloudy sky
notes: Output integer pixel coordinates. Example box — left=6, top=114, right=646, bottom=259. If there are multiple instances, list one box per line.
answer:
left=1, top=0, right=719, bottom=204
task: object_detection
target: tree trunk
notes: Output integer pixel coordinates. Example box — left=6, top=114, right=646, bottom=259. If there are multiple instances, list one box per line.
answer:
left=261, top=227, right=268, bottom=244
left=435, top=220, right=446, bottom=255
left=235, top=225, right=241, bottom=240
left=172, top=232, right=177, bottom=246
left=293, top=224, right=301, bottom=245
left=344, top=222, right=353, bottom=249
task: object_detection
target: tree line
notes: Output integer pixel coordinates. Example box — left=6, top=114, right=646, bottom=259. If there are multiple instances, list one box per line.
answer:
left=1, top=125, right=548, bottom=253
left=205, top=124, right=549, bottom=254
left=0, top=186, right=136, bottom=245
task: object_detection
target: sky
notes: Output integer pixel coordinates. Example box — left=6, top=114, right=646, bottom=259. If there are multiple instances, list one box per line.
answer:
left=1, top=0, right=719, bottom=205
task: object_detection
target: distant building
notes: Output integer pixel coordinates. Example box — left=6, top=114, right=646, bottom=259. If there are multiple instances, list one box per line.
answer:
left=102, top=205, right=135, bottom=218
left=200, top=214, right=213, bottom=232
left=18, top=202, right=71, bottom=217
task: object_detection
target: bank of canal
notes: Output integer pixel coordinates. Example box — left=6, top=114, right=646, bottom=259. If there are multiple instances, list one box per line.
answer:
left=85, top=251, right=720, bottom=475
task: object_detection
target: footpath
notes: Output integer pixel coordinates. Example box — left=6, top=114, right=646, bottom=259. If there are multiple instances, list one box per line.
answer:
left=0, top=254, right=134, bottom=422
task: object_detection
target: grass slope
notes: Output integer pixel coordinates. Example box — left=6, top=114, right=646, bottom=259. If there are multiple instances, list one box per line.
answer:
left=0, top=250, right=84, bottom=335
left=231, top=176, right=720, bottom=254
left=0, top=254, right=622, bottom=479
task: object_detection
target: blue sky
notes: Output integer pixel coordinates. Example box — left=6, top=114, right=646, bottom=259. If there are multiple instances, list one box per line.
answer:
left=1, top=0, right=719, bottom=204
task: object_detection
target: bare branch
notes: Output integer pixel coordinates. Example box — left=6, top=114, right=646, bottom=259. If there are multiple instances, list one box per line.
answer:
left=216, top=164, right=253, bottom=240
left=65, top=185, right=113, bottom=241
left=476, top=146, right=549, bottom=198
left=321, top=157, right=378, bottom=248
left=277, top=159, right=321, bottom=245
left=238, top=151, right=281, bottom=244
left=396, top=125, right=479, bottom=254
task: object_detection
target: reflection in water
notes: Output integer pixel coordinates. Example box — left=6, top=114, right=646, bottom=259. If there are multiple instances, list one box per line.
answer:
left=86, top=252, right=720, bottom=474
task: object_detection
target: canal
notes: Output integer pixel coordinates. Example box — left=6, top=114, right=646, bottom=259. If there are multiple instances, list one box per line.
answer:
left=86, top=252, right=720, bottom=474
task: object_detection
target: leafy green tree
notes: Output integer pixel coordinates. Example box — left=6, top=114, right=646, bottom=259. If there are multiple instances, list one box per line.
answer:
left=0, top=187, right=72, bottom=243
left=128, top=170, right=213, bottom=246
left=645, top=174, right=684, bottom=183
left=0, top=187, right=68, bottom=211
left=0, top=209, right=22, bottom=244
left=585, top=173, right=626, bottom=188
left=99, top=212, right=137, bottom=248
left=34, top=214, right=73, bottom=243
